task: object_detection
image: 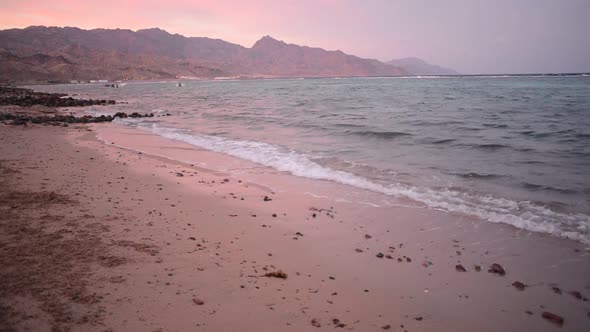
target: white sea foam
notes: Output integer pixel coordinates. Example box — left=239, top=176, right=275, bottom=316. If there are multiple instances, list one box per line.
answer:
left=117, top=120, right=590, bottom=244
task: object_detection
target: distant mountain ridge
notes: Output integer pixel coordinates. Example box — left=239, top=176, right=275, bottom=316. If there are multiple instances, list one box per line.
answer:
left=386, top=57, right=458, bottom=76
left=0, top=26, right=406, bottom=83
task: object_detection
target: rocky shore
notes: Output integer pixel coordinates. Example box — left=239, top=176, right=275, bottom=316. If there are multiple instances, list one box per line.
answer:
left=0, top=86, right=116, bottom=107
left=0, top=86, right=153, bottom=126
left=0, top=112, right=154, bottom=126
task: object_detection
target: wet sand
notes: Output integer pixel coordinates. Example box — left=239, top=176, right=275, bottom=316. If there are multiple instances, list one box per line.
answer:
left=1, top=120, right=589, bottom=331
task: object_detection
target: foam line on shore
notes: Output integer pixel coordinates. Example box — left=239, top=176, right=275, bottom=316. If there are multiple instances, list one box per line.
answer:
left=113, top=119, right=590, bottom=244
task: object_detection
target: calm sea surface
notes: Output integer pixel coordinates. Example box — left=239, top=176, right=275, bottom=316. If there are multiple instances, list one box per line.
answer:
left=31, top=76, right=590, bottom=243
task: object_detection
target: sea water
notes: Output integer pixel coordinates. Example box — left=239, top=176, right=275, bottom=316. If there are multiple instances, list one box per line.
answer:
left=31, top=75, right=590, bottom=243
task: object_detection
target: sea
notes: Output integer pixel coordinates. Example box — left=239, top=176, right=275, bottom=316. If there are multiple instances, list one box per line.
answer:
left=30, top=75, right=590, bottom=244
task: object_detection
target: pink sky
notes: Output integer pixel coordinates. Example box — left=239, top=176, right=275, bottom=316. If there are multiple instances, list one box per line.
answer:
left=1, top=0, right=588, bottom=74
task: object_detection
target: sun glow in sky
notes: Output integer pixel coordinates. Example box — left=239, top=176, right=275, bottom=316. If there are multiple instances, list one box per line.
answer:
left=1, top=0, right=589, bottom=74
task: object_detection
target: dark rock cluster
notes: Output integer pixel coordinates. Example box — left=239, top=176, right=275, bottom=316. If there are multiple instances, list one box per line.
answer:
left=0, top=86, right=115, bottom=107
left=0, top=112, right=154, bottom=126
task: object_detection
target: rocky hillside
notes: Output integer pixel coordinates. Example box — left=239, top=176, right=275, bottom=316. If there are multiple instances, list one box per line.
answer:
left=0, top=26, right=406, bottom=83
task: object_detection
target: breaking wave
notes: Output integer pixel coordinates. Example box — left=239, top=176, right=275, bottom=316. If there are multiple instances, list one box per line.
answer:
left=116, top=119, right=590, bottom=244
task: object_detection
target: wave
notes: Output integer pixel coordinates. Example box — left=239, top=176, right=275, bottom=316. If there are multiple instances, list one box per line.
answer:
left=464, top=143, right=510, bottom=150
left=482, top=123, right=508, bottom=129
left=346, top=130, right=413, bottom=139
left=521, top=182, right=577, bottom=195
left=452, top=172, right=505, bottom=180
left=430, top=138, right=456, bottom=145
left=115, top=120, right=590, bottom=244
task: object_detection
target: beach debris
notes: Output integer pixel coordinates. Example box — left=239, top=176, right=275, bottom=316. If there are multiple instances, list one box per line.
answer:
left=541, top=311, right=564, bottom=326
left=569, top=291, right=582, bottom=300
left=295, top=232, right=304, bottom=236
left=381, top=324, right=391, bottom=330
left=272, top=213, right=277, bottom=217
left=474, top=265, right=482, bottom=272
left=488, top=263, right=506, bottom=276
left=176, top=172, right=184, bottom=177
left=525, top=310, right=533, bottom=315
left=192, top=298, right=205, bottom=305
left=332, top=318, right=346, bottom=327
left=415, top=316, right=423, bottom=321
left=512, top=281, right=527, bottom=291
left=386, top=254, right=393, bottom=259
left=263, top=196, right=272, bottom=201
left=364, top=234, right=372, bottom=239
left=311, top=318, right=321, bottom=327
left=376, top=252, right=384, bottom=258
left=355, top=248, right=363, bottom=253
left=264, top=270, right=288, bottom=279
left=312, top=213, right=317, bottom=218
left=551, top=286, right=562, bottom=294
left=455, top=264, right=467, bottom=272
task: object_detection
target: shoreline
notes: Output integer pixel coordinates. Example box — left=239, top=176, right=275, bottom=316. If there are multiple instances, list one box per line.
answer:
left=1, top=118, right=589, bottom=331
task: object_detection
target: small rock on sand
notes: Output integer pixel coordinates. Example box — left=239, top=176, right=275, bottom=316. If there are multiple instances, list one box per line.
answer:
left=311, top=318, right=321, bottom=327
left=488, top=263, right=506, bottom=276
left=512, top=281, right=526, bottom=291
left=569, top=290, right=582, bottom=300
left=192, top=298, right=205, bottom=305
left=541, top=311, right=564, bottom=326
left=455, top=264, right=467, bottom=272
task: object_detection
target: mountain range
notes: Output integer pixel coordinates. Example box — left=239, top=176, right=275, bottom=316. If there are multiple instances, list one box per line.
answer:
left=386, top=58, right=459, bottom=76
left=0, top=26, right=456, bottom=84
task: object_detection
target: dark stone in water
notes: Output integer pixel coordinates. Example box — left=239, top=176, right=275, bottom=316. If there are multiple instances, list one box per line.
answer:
left=0, top=86, right=116, bottom=107
left=1, top=110, right=153, bottom=126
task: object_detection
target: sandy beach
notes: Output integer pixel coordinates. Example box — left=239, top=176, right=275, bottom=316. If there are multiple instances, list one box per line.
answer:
left=1, top=107, right=589, bottom=331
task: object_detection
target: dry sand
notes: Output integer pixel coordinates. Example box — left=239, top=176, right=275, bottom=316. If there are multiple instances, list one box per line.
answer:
left=1, top=120, right=589, bottom=332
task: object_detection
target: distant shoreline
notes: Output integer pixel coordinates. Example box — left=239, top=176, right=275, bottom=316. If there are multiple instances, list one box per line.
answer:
left=11, top=72, right=589, bottom=87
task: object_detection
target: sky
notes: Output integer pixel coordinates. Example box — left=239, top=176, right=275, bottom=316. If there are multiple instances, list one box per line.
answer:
left=1, top=0, right=589, bottom=74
